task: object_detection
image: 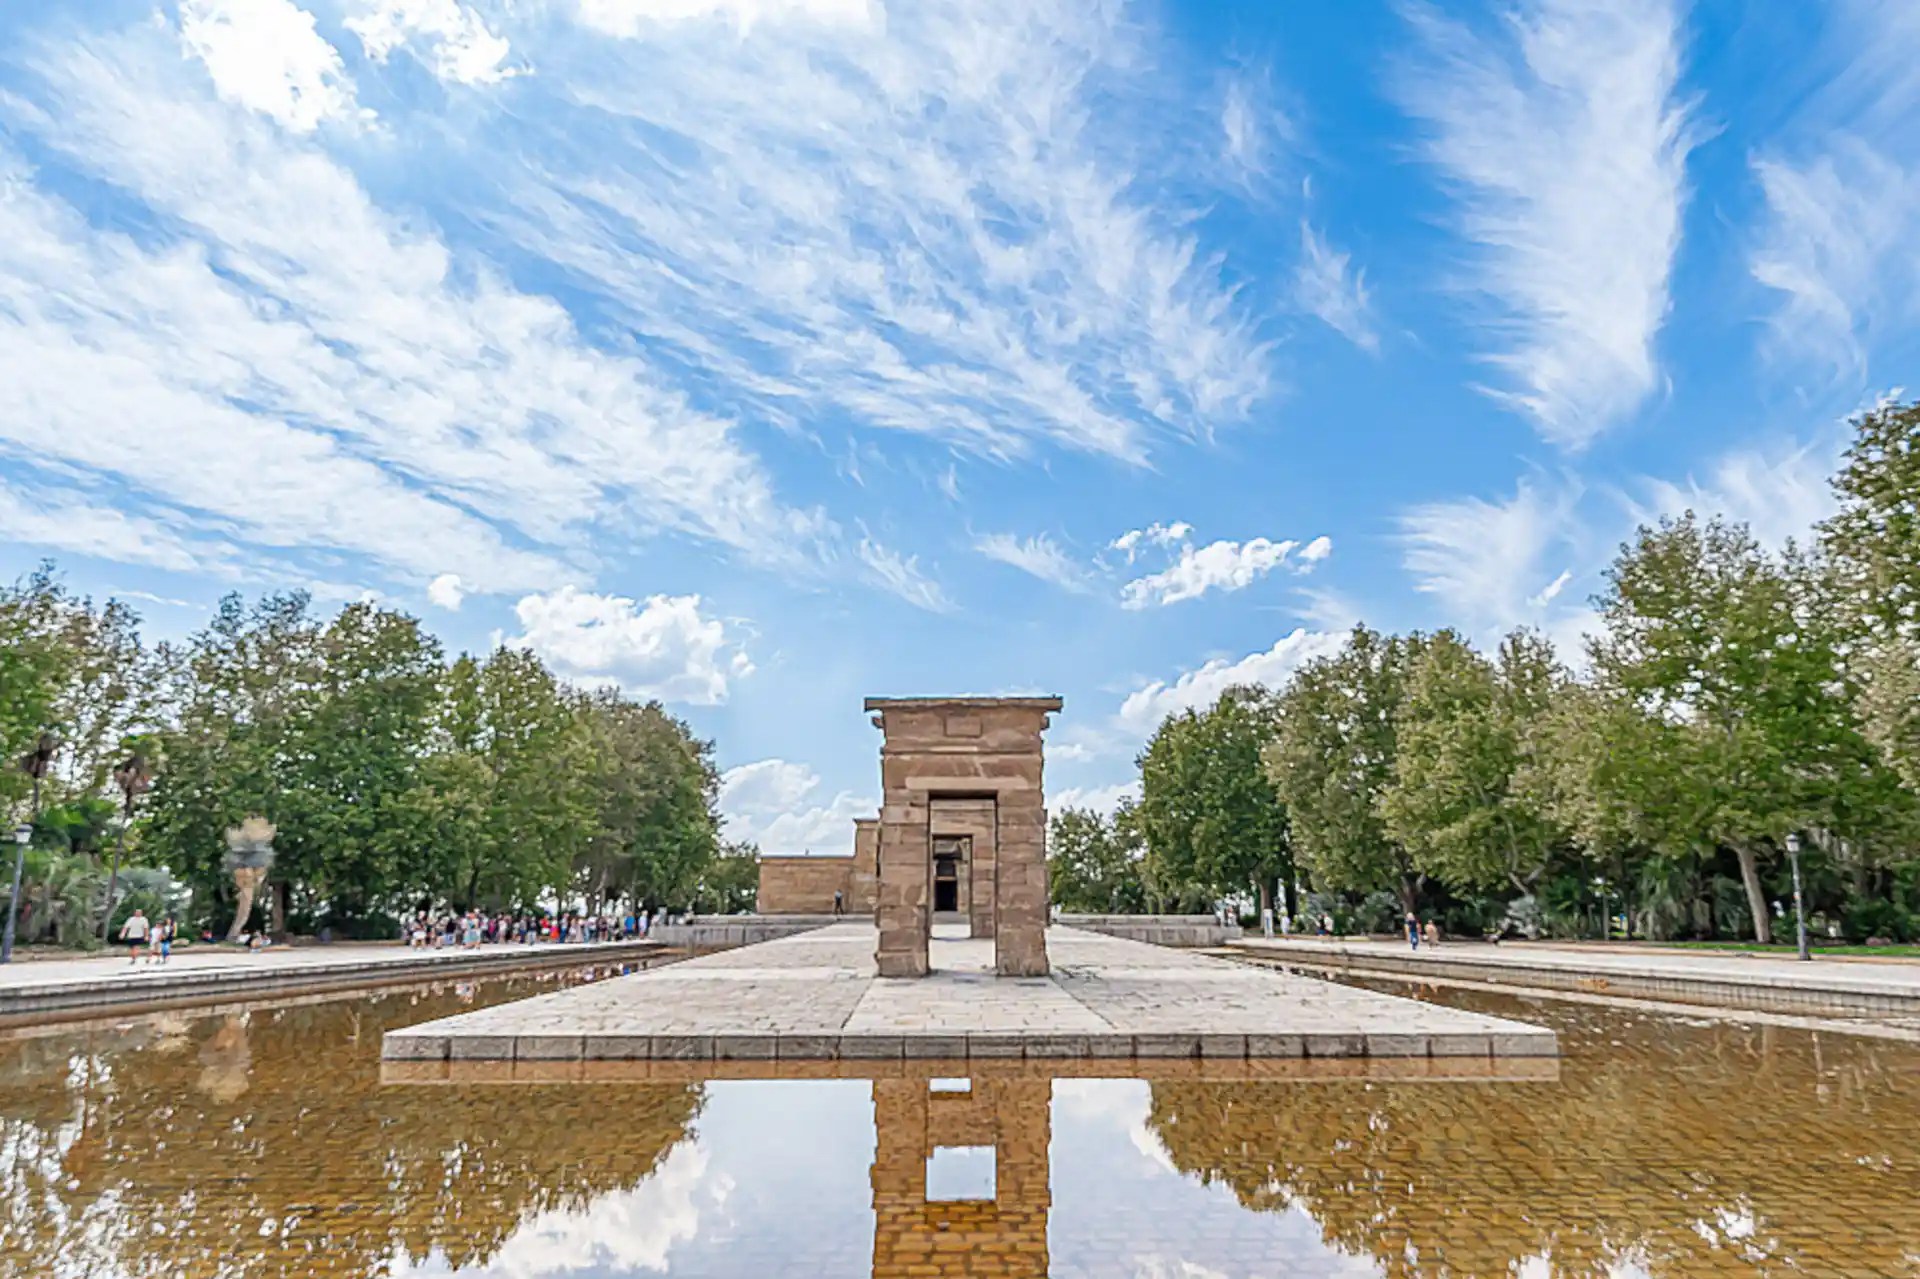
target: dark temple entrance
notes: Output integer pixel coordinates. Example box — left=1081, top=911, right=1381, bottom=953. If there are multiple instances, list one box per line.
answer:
left=932, top=842, right=963, bottom=915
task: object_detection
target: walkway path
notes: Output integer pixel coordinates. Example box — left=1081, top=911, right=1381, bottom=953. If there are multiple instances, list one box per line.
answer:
left=1229, top=936, right=1920, bottom=1019
left=0, top=938, right=662, bottom=1021
left=381, top=923, right=1557, bottom=1068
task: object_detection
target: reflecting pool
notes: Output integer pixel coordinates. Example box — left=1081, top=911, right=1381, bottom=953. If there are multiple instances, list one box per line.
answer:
left=0, top=968, right=1916, bottom=1277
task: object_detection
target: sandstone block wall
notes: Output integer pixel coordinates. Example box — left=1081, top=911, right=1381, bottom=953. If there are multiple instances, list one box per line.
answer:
left=755, top=856, right=854, bottom=915
left=851, top=818, right=880, bottom=915
left=867, top=697, right=1059, bottom=978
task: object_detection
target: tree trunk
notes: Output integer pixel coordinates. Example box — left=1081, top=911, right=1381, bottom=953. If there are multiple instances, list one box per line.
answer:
left=271, top=881, right=289, bottom=940
left=1732, top=844, right=1773, bottom=945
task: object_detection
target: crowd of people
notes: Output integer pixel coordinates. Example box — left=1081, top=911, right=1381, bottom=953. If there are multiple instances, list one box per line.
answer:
left=403, top=910, right=659, bottom=949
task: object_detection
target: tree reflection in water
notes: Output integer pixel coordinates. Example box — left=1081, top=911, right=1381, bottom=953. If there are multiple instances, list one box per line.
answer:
left=1146, top=992, right=1920, bottom=1277
left=0, top=974, right=699, bottom=1278
left=2, top=975, right=1918, bottom=1278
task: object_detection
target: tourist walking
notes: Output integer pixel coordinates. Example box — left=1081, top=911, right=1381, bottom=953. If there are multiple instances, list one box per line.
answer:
left=1423, top=920, right=1440, bottom=949
left=119, top=909, right=151, bottom=964
left=833, top=890, right=844, bottom=918
left=157, top=916, right=176, bottom=963
left=1404, top=911, right=1421, bottom=950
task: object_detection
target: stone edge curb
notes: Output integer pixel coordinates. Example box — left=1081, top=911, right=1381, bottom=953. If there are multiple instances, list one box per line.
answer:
left=380, top=1026, right=1560, bottom=1063
left=1227, top=941, right=1920, bottom=1018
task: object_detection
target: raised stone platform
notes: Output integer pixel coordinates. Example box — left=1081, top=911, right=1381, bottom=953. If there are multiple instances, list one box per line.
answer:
left=381, top=923, right=1557, bottom=1064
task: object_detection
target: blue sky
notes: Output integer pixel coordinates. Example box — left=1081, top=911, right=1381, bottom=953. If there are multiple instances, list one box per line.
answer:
left=1, top=0, right=1914, bottom=856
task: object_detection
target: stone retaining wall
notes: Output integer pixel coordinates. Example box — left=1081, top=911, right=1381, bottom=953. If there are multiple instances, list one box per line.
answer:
left=1231, top=940, right=1920, bottom=1019
left=0, top=940, right=664, bottom=1024
left=1055, top=915, right=1243, bottom=947
left=649, top=916, right=839, bottom=948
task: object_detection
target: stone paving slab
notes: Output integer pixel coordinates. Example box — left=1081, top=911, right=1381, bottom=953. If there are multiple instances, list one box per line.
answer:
left=383, top=924, right=1557, bottom=1063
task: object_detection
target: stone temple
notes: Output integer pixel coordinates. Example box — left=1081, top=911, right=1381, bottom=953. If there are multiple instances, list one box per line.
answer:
left=757, top=696, right=1061, bottom=979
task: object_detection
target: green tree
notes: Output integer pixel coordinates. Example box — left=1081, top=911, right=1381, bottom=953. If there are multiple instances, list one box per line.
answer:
left=1266, top=627, right=1426, bottom=912
left=1138, top=685, right=1292, bottom=917
left=1047, top=805, right=1147, bottom=913
left=141, top=593, right=323, bottom=927
left=1382, top=630, right=1571, bottom=896
left=426, top=648, right=591, bottom=911
left=1590, top=515, right=1890, bottom=943
left=692, top=840, right=761, bottom=914
left=573, top=690, right=721, bottom=914
left=273, top=603, right=443, bottom=930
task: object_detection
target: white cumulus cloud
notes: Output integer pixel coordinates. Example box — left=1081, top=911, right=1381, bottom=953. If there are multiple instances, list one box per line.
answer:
left=1118, top=629, right=1346, bottom=733
left=345, top=0, right=516, bottom=86
left=1120, top=536, right=1324, bottom=609
left=425, top=573, right=466, bottom=610
left=1051, top=781, right=1140, bottom=817
left=178, top=0, right=359, bottom=132
left=719, top=758, right=871, bottom=856
left=509, top=587, right=750, bottom=705
left=1393, top=0, right=1700, bottom=446
left=1109, top=522, right=1193, bottom=563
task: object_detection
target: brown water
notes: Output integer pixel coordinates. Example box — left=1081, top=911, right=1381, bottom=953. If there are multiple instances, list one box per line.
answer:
left=0, top=967, right=1915, bottom=1278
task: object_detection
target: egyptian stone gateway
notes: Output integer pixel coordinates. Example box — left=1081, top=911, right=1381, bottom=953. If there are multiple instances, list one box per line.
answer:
left=868, top=696, right=1060, bottom=979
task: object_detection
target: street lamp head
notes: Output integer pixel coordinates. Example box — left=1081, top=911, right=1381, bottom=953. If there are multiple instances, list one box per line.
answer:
left=11, top=824, right=30, bottom=847
left=1785, top=832, right=1801, bottom=854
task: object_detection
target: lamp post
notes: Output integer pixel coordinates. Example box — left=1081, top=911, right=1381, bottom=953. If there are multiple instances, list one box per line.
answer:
left=4, top=733, right=57, bottom=964
left=1786, top=832, right=1811, bottom=962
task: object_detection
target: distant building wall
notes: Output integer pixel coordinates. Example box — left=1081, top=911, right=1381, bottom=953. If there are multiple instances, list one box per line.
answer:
left=851, top=818, right=880, bottom=914
left=756, top=856, right=854, bottom=915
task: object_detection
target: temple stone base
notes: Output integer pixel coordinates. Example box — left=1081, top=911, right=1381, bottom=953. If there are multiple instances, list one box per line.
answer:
left=382, top=924, right=1560, bottom=1065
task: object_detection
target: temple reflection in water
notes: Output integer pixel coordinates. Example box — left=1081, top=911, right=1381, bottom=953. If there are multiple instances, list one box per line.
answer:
left=2, top=970, right=1917, bottom=1277
left=871, top=1075, right=1052, bottom=1277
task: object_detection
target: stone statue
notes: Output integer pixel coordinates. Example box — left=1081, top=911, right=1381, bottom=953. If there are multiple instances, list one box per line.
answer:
left=223, top=817, right=277, bottom=943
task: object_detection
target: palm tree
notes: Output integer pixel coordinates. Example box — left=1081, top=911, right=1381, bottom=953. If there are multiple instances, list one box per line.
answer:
left=222, top=817, right=276, bottom=942
left=101, top=737, right=156, bottom=941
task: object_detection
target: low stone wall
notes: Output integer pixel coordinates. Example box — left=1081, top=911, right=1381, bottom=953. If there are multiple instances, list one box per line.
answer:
left=1055, top=915, right=1244, bottom=947
left=649, top=915, right=841, bottom=948
left=1228, top=938, right=1920, bottom=1019
left=0, top=941, right=664, bottom=1024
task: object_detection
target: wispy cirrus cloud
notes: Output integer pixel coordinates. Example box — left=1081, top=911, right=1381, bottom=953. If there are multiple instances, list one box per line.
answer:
left=1294, top=221, right=1378, bottom=352
left=975, top=533, right=1094, bottom=594
left=1750, top=1, right=1920, bottom=385
left=0, top=21, right=821, bottom=598
left=490, top=0, right=1274, bottom=465
left=1393, top=0, right=1700, bottom=446
left=857, top=539, right=954, bottom=614
left=1400, top=477, right=1584, bottom=634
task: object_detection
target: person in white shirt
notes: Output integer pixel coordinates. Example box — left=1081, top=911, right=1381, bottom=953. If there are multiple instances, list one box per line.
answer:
left=119, top=909, right=151, bottom=964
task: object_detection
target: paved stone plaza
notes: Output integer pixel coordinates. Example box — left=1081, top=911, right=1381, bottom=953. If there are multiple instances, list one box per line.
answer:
left=381, top=923, right=1559, bottom=1064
